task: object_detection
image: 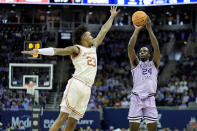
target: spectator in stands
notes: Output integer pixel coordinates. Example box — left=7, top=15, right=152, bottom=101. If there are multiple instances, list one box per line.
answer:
left=121, top=97, right=129, bottom=108
left=188, top=89, right=196, bottom=102
left=26, top=102, right=32, bottom=110
left=10, top=101, right=19, bottom=111
left=22, top=98, right=29, bottom=110
left=179, top=101, right=187, bottom=109
left=114, top=98, right=121, bottom=108
left=87, top=98, right=97, bottom=110
left=4, top=101, right=11, bottom=110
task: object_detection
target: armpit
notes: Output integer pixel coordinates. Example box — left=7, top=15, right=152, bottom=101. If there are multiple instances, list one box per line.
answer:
left=71, top=46, right=81, bottom=59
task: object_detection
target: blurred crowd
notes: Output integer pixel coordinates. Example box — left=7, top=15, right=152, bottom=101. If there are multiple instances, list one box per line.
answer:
left=0, top=84, right=49, bottom=111
left=157, top=56, right=197, bottom=108
left=0, top=23, right=194, bottom=112
left=87, top=7, right=191, bottom=26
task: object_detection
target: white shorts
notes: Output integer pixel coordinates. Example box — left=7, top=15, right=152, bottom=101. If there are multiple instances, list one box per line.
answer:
left=60, top=77, right=91, bottom=120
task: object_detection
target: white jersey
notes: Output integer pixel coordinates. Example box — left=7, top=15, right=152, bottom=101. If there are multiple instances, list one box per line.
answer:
left=131, top=61, right=158, bottom=98
left=71, top=45, right=97, bottom=86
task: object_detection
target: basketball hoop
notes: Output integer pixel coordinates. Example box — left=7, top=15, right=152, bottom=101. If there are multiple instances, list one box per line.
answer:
left=25, top=84, right=36, bottom=95
left=25, top=83, right=40, bottom=105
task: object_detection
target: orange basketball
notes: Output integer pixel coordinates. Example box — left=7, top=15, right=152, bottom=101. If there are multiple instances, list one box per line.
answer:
left=132, top=11, right=147, bottom=27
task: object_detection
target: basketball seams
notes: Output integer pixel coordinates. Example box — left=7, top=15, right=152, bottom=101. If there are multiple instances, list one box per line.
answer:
left=133, top=16, right=146, bottom=21
left=132, top=11, right=147, bottom=26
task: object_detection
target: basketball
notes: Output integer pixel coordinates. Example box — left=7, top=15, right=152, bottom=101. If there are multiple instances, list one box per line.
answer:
left=132, top=11, right=147, bottom=26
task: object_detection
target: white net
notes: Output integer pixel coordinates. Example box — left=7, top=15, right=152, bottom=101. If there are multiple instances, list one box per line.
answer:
left=25, top=83, right=36, bottom=95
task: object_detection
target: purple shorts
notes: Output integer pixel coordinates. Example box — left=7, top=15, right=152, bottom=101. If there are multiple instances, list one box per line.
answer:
left=128, top=94, right=158, bottom=122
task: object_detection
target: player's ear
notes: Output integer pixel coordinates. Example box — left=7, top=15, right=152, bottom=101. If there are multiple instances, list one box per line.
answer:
left=137, top=51, right=140, bottom=58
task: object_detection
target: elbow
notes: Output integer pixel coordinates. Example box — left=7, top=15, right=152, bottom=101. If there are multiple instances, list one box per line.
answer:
left=128, top=43, right=134, bottom=49
left=53, top=48, right=57, bottom=55
left=128, top=44, right=131, bottom=49
left=128, top=44, right=131, bottom=50
left=128, top=46, right=134, bottom=53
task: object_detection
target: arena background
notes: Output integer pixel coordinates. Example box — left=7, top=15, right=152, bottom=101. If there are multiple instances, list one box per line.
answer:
left=0, top=0, right=197, bottom=131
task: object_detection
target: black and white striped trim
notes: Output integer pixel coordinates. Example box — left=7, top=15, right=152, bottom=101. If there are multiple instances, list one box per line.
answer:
left=143, top=116, right=157, bottom=121
left=128, top=116, right=143, bottom=120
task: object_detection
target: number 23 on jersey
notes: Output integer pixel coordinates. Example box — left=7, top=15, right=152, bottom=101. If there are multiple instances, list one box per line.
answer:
left=86, top=56, right=96, bottom=67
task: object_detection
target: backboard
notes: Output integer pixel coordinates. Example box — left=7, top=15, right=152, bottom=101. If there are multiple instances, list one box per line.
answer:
left=9, top=63, right=53, bottom=90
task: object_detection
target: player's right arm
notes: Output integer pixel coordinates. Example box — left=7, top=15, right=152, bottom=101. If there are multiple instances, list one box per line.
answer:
left=21, top=46, right=80, bottom=57
left=53, top=46, right=79, bottom=57
left=128, top=25, right=142, bottom=69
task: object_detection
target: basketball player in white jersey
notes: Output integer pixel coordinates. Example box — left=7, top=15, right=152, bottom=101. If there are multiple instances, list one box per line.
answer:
left=22, top=6, right=120, bottom=131
left=128, top=16, right=160, bottom=131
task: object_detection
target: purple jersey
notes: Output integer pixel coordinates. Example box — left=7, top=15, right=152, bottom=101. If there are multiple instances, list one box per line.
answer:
left=131, top=61, right=158, bottom=99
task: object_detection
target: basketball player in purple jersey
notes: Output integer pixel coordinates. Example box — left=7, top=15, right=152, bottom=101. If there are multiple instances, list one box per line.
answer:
left=127, top=16, right=160, bottom=131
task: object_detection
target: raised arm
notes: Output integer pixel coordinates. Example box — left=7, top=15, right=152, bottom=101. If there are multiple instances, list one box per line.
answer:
left=21, top=46, right=80, bottom=57
left=128, top=25, right=143, bottom=69
left=146, top=16, right=160, bottom=69
left=93, top=6, right=120, bottom=48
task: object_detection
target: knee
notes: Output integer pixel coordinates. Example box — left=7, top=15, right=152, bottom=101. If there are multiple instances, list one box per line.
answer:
left=67, top=118, right=77, bottom=128
left=129, top=121, right=140, bottom=131
left=147, top=121, right=157, bottom=131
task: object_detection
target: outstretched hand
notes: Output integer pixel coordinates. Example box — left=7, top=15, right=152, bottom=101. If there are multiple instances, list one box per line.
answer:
left=21, top=49, right=38, bottom=56
left=110, top=6, right=120, bottom=17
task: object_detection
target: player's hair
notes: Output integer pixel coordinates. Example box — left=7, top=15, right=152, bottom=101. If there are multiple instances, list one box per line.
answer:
left=72, top=25, right=88, bottom=45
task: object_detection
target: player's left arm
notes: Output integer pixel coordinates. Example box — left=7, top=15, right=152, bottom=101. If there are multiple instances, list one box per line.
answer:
left=146, top=16, right=160, bottom=69
left=93, top=6, right=120, bottom=48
